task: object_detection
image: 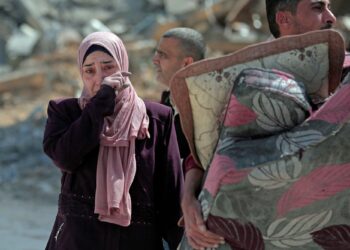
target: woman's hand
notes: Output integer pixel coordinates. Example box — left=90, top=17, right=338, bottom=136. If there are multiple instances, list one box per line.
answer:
left=102, top=71, right=131, bottom=92
left=181, top=168, right=225, bottom=249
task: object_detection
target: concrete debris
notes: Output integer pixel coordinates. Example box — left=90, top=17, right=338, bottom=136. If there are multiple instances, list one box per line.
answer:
left=164, top=0, right=198, bottom=15
left=0, top=68, right=46, bottom=93
left=1, top=0, right=350, bottom=188
left=82, top=19, right=111, bottom=37
left=18, top=0, right=56, bottom=30
left=6, top=24, right=41, bottom=58
left=55, top=28, right=82, bottom=49
left=0, top=105, right=48, bottom=183
left=0, top=39, right=8, bottom=65
left=0, top=2, right=350, bottom=249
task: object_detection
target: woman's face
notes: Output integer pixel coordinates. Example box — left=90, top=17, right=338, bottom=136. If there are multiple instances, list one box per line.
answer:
left=82, top=51, right=119, bottom=97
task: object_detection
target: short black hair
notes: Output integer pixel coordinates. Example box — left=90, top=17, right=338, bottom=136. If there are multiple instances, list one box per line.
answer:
left=162, top=27, right=206, bottom=61
left=266, top=0, right=300, bottom=38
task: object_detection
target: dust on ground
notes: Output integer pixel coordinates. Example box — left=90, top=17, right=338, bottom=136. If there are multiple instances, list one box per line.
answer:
left=0, top=87, right=61, bottom=250
left=0, top=170, right=59, bottom=250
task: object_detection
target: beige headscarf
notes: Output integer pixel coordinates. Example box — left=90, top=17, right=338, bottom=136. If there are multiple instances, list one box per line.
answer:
left=77, top=31, right=149, bottom=226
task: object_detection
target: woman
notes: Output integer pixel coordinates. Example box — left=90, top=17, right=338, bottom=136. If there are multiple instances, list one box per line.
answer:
left=43, top=31, right=184, bottom=250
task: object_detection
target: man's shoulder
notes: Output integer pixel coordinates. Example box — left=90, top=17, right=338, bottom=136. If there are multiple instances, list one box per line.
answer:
left=144, top=100, right=173, bottom=122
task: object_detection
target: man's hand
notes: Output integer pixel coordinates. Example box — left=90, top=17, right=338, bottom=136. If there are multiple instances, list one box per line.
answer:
left=181, top=168, right=224, bottom=249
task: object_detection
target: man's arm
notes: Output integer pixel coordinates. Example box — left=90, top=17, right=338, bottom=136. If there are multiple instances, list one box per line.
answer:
left=181, top=157, right=225, bottom=249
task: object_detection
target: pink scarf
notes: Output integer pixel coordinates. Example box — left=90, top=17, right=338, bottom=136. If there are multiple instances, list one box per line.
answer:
left=77, top=32, right=149, bottom=226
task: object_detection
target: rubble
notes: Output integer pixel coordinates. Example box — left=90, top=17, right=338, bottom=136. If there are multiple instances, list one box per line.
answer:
left=0, top=68, right=46, bottom=93
left=6, top=24, right=41, bottom=59
left=164, top=0, right=199, bottom=15
left=1, top=0, right=350, bottom=191
left=0, top=1, right=349, bottom=248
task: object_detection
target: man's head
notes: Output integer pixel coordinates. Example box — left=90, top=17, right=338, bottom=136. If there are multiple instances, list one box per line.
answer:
left=152, top=27, right=205, bottom=86
left=266, top=0, right=336, bottom=38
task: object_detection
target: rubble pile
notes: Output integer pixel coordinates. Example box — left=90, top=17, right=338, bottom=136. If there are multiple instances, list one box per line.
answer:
left=1, top=0, right=350, bottom=194
left=0, top=106, right=60, bottom=200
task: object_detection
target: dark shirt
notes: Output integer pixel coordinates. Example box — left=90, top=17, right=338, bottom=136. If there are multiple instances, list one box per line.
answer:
left=161, top=90, right=190, bottom=160
left=43, top=85, right=184, bottom=250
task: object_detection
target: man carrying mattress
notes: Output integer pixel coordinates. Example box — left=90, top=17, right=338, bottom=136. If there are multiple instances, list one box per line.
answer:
left=179, top=1, right=350, bottom=249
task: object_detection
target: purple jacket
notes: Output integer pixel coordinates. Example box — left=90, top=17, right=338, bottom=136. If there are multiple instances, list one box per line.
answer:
left=43, top=85, right=184, bottom=250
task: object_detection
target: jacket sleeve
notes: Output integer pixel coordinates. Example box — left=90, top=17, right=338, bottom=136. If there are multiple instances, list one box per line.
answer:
left=159, top=108, right=185, bottom=249
left=43, top=85, right=116, bottom=172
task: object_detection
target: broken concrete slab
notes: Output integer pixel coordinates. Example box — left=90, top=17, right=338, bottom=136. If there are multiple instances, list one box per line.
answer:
left=0, top=68, right=46, bottom=93
left=82, top=19, right=111, bottom=37
left=164, top=0, right=198, bottom=15
left=19, top=0, right=57, bottom=30
left=6, top=24, right=41, bottom=59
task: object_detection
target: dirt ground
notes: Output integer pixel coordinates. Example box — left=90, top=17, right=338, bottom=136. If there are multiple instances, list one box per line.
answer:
left=0, top=174, right=59, bottom=250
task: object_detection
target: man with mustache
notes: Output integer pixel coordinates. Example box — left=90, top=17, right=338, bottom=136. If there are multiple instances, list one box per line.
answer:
left=180, top=1, right=348, bottom=249
left=152, top=27, right=206, bottom=163
left=152, top=27, right=207, bottom=250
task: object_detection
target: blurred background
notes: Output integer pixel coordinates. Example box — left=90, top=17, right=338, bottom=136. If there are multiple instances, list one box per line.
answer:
left=1, top=0, right=349, bottom=249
